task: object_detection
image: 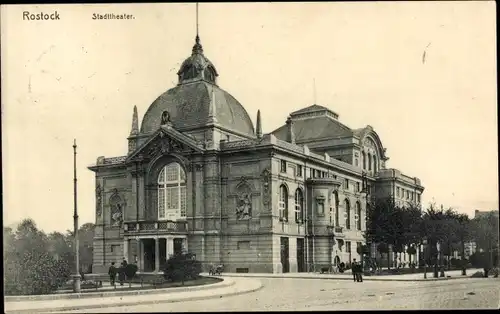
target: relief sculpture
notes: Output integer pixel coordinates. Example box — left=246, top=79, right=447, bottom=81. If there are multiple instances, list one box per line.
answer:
left=236, top=193, right=252, bottom=220
left=96, top=183, right=102, bottom=217
left=261, top=168, right=271, bottom=208
left=109, top=189, right=124, bottom=227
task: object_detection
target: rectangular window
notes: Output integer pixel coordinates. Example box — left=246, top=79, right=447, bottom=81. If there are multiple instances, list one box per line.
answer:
left=355, top=158, right=359, bottom=167
left=180, top=186, right=187, bottom=217
left=297, top=165, right=303, bottom=177
left=317, top=202, right=325, bottom=216
left=237, top=241, right=251, bottom=250
left=346, top=241, right=351, bottom=253
left=356, top=182, right=361, bottom=192
left=280, top=160, right=287, bottom=173
left=396, top=187, right=400, bottom=197
left=158, top=187, right=166, bottom=219
left=344, top=179, right=349, bottom=190
left=417, top=194, right=421, bottom=203
left=167, top=187, right=179, bottom=209
left=110, top=244, right=120, bottom=253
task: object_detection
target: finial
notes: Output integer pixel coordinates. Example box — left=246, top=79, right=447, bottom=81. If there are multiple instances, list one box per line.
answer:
left=130, top=105, right=139, bottom=135
left=256, top=110, right=262, bottom=139
left=73, top=139, right=77, bottom=148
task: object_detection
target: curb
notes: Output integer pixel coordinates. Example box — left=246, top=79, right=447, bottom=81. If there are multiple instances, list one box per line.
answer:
left=5, top=279, right=263, bottom=314
left=4, top=277, right=230, bottom=302
left=217, top=274, right=474, bottom=282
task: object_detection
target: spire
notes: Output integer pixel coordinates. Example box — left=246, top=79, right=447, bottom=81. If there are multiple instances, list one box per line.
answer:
left=256, top=110, right=262, bottom=139
left=286, top=116, right=295, bottom=144
left=208, top=86, right=217, bottom=123
left=192, top=3, right=203, bottom=55
left=130, top=105, right=139, bottom=136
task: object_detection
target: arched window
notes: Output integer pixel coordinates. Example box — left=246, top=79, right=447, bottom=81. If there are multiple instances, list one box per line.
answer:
left=373, top=155, right=377, bottom=173
left=279, top=185, right=288, bottom=222
left=368, top=153, right=372, bottom=171
left=355, top=202, right=362, bottom=230
left=157, top=162, right=187, bottom=220
left=294, top=189, right=304, bottom=223
left=344, top=199, right=351, bottom=230
left=333, top=191, right=339, bottom=226
left=362, top=152, right=366, bottom=169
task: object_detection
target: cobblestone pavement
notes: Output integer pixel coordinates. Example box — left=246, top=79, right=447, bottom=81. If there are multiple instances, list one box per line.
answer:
left=61, top=277, right=500, bottom=312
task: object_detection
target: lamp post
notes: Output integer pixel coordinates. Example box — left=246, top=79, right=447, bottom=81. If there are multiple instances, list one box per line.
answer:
left=423, top=238, right=428, bottom=279
left=72, top=139, right=81, bottom=293
left=327, top=224, right=335, bottom=272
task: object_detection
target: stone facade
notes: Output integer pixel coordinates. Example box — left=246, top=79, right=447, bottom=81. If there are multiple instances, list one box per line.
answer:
left=88, top=34, right=424, bottom=274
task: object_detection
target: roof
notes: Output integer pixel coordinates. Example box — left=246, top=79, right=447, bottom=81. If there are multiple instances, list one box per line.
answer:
left=272, top=111, right=352, bottom=142
left=140, top=81, right=255, bottom=137
left=290, top=104, right=339, bottom=117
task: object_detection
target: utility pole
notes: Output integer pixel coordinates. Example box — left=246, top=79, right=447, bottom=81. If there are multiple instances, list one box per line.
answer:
left=72, top=139, right=81, bottom=293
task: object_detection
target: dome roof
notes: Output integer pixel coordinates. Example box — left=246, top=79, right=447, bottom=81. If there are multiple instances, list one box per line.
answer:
left=140, top=81, right=255, bottom=137
left=140, top=36, right=255, bottom=137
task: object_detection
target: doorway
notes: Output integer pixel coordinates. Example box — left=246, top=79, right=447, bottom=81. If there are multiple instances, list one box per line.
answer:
left=174, top=238, right=184, bottom=255
left=280, top=237, right=290, bottom=273
left=142, top=239, right=155, bottom=272
left=297, top=238, right=305, bottom=273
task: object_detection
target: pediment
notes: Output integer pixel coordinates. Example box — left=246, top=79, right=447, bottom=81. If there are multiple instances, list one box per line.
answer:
left=127, top=126, right=204, bottom=162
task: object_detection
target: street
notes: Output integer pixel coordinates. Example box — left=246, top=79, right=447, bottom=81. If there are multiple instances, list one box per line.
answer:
left=59, top=277, right=500, bottom=312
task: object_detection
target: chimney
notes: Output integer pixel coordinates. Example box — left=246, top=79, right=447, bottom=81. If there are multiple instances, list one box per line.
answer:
left=286, top=116, right=295, bottom=144
left=256, top=110, right=262, bottom=139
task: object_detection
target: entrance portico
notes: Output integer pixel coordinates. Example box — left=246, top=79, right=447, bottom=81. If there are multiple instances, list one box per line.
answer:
left=124, top=235, right=187, bottom=273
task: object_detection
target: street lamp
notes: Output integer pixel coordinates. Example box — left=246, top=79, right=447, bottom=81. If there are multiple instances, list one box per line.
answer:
left=423, top=238, right=428, bottom=279
left=72, top=139, right=81, bottom=293
left=437, top=242, right=445, bottom=277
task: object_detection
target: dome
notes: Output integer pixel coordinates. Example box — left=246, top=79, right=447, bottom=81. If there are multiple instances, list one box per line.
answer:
left=140, top=81, right=255, bottom=137
left=140, top=36, right=255, bottom=137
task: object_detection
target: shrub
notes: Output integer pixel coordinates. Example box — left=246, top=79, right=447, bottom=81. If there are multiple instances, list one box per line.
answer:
left=124, top=264, right=138, bottom=280
left=162, top=253, right=202, bottom=283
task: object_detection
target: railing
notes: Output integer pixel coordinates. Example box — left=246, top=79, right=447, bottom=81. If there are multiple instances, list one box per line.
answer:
left=124, top=220, right=188, bottom=233
left=334, top=226, right=343, bottom=234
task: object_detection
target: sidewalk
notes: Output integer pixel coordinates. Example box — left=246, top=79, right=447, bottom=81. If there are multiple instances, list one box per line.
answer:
left=4, top=277, right=263, bottom=313
left=205, top=268, right=483, bottom=282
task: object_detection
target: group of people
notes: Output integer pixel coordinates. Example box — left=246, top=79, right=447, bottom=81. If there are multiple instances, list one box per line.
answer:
left=351, top=258, right=364, bottom=282
left=108, top=258, right=128, bottom=286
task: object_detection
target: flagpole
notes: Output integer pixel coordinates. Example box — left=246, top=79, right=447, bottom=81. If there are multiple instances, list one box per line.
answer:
left=72, top=139, right=81, bottom=293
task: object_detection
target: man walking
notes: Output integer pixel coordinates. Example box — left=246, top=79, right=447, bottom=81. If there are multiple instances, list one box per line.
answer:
left=108, top=262, right=117, bottom=286
left=352, top=259, right=358, bottom=282
left=356, top=260, right=364, bottom=282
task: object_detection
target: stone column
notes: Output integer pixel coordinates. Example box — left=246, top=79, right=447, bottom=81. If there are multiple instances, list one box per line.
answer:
left=289, top=237, right=298, bottom=272
left=123, top=238, right=129, bottom=261
left=138, top=240, right=143, bottom=271
left=155, top=237, right=160, bottom=272
left=183, top=237, right=189, bottom=252
left=167, top=237, right=174, bottom=259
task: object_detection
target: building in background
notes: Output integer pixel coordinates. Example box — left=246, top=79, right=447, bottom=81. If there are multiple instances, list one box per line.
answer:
left=88, top=23, right=424, bottom=274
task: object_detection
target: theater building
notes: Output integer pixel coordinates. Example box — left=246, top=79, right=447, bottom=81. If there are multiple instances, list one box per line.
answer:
left=89, top=33, right=424, bottom=274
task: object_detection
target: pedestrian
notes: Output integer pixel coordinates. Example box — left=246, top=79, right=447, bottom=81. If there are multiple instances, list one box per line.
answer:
left=119, top=258, right=127, bottom=286
left=356, top=260, right=364, bottom=282
left=352, top=259, right=358, bottom=282
left=108, top=262, right=117, bottom=286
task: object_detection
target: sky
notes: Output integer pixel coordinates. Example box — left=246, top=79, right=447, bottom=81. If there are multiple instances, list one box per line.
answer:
left=1, top=2, right=497, bottom=233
